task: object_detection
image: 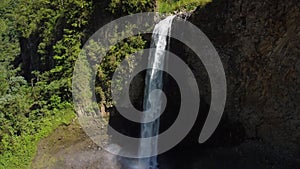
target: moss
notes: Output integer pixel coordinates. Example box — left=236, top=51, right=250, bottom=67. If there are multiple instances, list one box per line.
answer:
left=0, top=107, right=75, bottom=169
left=157, top=0, right=212, bottom=13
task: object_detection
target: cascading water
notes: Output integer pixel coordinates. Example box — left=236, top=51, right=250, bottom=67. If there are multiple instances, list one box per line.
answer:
left=138, top=15, right=176, bottom=169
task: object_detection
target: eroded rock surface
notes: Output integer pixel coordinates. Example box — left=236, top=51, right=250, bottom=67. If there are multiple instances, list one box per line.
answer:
left=186, top=0, right=300, bottom=153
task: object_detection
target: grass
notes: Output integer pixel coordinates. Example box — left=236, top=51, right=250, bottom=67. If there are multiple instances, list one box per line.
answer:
left=0, top=106, right=75, bottom=169
left=157, top=0, right=212, bottom=13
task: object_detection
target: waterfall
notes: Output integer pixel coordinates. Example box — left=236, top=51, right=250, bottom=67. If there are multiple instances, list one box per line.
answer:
left=138, top=15, right=176, bottom=169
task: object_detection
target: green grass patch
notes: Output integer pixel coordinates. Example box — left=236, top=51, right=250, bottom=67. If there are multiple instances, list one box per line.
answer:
left=157, top=0, right=212, bottom=13
left=0, top=105, right=75, bottom=169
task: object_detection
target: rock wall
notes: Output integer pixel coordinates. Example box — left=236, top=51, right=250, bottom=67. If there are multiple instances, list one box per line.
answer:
left=187, top=0, right=300, bottom=153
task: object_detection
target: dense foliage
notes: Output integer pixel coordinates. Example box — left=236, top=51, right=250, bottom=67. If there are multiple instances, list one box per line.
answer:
left=0, top=0, right=92, bottom=167
left=158, top=0, right=211, bottom=13
left=109, top=0, right=155, bottom=14
left=0, top=0, right=210, bottom=168
left=0, top=0, right=157, bottom=168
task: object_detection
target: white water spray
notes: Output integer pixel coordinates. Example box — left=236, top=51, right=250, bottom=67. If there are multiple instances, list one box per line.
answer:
left=138, top=15, right=176, bottom=169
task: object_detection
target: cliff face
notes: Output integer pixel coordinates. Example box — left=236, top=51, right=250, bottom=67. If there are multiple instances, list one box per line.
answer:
left=187, top=0, right=300, bottom=152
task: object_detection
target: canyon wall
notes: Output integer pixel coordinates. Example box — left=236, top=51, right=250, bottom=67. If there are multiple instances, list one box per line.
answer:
left=186, top=0, right=300, bottom=153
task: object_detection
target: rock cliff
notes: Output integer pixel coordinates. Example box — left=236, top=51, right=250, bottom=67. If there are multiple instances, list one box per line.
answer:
left=186, top=0, right=300, bottom=153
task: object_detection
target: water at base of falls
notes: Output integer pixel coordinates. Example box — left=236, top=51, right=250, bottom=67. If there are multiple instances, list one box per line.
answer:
left=138, top=15, right=176, bottom=169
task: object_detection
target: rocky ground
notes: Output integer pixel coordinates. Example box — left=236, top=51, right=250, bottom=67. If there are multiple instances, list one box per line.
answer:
left=31, top=121, right=300, bottom=169
left=31, top=120, right=120, bottom=169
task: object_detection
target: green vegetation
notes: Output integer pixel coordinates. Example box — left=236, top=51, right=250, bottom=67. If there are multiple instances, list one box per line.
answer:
left=0, top=0, right=154, bottom=168
left=0, top=0, right=210, bottom=168
left=157, top=0, right=211, bottom=13
left=0, top=0, right=91, bottom=168
left=109, top=0, right=155, bottom=14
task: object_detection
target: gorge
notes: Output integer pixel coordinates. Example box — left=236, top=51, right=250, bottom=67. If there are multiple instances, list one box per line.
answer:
left=0, top=0, right=299, bottom=168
